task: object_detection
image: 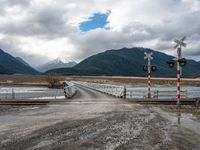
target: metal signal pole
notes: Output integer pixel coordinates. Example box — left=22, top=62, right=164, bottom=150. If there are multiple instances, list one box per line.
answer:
left=144, top=52, right=153, bottom=98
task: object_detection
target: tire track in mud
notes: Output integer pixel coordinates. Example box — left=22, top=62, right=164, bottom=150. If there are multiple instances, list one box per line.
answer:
left=0, top=108, right=178, bottom=150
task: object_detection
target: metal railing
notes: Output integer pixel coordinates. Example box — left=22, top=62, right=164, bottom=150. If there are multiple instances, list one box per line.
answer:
left=63, top=81, right=77, bottom=99
left=74, top=81, right=125, bottom=97
left=125, top=89, right=187, bottom=99
left=152, top=90, right=187, bottom=99
left=74, top=81, right=188, bottom=99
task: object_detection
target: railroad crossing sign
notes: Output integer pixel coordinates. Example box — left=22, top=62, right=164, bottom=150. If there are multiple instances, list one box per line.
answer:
left=174, top=36, right=187, bottom=49
left=144, top=52, right=153, bottom=60
left=167, top=36, right=187, bottom=108
left=144, top=52, right=156, bottom=98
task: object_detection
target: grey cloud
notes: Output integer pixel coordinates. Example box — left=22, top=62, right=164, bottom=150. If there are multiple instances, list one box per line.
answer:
left=6, top=0, right=30, bottom=6
left=0, top=37, right=49, bottom=67
left=0, top=5, right=78, bottom=39
left=183, top=41, right=200, bottom=57
left=1, top=0, right=200, bottom=66
left=69, top=25, right=154, bottom=60
left=70, top=12, right=200, bottom=61
left=153, top=41, right=172, bottom=51
left=0, top=37, right=22, bottom=56
left=0, top=0, right=30, bottom=14
left=20, top=53, right=50, bottom=68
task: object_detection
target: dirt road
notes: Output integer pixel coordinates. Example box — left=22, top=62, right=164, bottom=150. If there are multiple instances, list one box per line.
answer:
left=0, top=85, right=200, bottom=150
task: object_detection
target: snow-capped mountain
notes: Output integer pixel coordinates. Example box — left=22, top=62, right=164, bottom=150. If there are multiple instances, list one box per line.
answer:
left=37, top=58, right=77, bottom=72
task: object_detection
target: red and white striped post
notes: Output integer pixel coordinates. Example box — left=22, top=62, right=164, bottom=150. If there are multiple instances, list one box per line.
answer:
left=177, top=48, right=181, bottom=107
left=173, top=36, right=187, bottom=108
left=144, top=52, right=153, bottom=98
left=177, top=60, right=181, bottom=105
left=148, top=57, right=151, bottom=98
left=167, top=36, right=187, bottom=108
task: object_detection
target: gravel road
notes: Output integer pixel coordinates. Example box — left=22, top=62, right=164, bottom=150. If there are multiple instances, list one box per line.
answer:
left=0, top=85, right=200, bottom=150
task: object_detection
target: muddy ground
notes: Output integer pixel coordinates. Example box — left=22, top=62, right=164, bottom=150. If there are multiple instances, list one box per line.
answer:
left=0, top=105, right=200, bottom=150
left=0, top=85, right=200, bottom=150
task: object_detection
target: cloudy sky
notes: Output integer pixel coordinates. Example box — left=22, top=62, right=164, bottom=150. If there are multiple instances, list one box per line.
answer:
left=0, top=0, right=200, bottom=67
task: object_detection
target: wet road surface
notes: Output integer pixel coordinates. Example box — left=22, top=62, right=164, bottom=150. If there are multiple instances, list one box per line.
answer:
left=0, top=85, right=200, bottom=150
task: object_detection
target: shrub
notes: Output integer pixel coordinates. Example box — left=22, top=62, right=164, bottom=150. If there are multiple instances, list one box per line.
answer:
left=46, top=72, right=62, bottom=88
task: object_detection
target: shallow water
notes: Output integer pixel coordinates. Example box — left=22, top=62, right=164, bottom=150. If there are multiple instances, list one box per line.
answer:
left=127, top=86, right=200, bottom=99
left=154, top=107, right=200, bottom=134
left=0, top=86, right=64, bottom=99
left=0, top=87, right=49, bottom=94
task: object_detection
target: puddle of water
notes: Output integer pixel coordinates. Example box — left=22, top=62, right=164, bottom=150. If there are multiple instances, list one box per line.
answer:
left=153, top=107, right=200, bottom=135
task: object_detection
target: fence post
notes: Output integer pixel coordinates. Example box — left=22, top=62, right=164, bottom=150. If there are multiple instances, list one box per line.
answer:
left=195, top=98, right=199, bottom=108
left=123, top=86, right=126, bottom=99
left=155, top=90, right=159, bottom=99
left=12, top=88, right=15, bottom=99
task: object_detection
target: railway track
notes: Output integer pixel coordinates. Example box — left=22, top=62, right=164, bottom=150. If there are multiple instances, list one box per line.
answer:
left=0, top=100, right=50, bottom=105
left=127, top=98, right=199, bottom=106
left=0, top=98, right=199, bottom=106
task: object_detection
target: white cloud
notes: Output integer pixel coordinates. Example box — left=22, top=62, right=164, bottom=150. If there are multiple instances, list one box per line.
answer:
left=0, top=0, right=200, bottom=67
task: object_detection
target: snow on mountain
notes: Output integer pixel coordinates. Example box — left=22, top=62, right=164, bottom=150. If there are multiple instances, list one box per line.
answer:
left=37, top=58, right=77, bottom=72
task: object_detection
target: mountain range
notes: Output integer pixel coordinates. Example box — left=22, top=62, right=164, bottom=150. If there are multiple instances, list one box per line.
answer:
left=47, top=47, right=200, bottom=78
left=0, top=49, right=38, bottom=75
left=0, top=47, right=200, bottom=77
left=37, top=59, right=77, bottom=72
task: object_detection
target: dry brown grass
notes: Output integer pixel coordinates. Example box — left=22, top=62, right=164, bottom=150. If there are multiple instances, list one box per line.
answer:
left=0, top=74, right=65, bottom=87
left=69, top=76, right=200, bottom=87
left=1, top=75, right=200, bottom=87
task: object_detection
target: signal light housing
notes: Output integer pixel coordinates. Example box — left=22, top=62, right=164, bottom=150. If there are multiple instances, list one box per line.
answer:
left=143, top=65, right=148, bottom=71
left=166, top=60, right=175, bottom=68
left=151, top=65, right=157, bottom=71
left=143, top=65, right=157, bottom=71
left=178, top=58, right=187, bottom=67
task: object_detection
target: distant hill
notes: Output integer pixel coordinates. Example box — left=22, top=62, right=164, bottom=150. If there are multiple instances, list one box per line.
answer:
left=47, top=47, right=200, bottom=78
left=16, top=57, right=31, bottom=67
left=37, top=59, right=77, bottom=72
left=0, top=49, right=39, bottom=75
left=0, top=64, right=13, bottom=74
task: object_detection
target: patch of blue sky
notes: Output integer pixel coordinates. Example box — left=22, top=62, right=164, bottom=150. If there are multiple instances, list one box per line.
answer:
left=79, top=11, right=110, bottom=32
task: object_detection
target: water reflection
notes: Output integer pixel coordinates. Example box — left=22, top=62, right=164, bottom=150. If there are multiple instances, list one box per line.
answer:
left=177, top=112, right=181, bottom=126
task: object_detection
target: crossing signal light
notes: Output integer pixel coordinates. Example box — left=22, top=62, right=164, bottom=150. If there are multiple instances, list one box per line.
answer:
left=151, top=65, right=157, bottom=71
left=166, top=60, right=175, bottom=68
left=167, top=59, right=187, bottom=68
left=143, top=65, right=157, bottom=71
left=178, top=58, right=187, bottom=67
left=143, top=65, right=148, bottom=71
